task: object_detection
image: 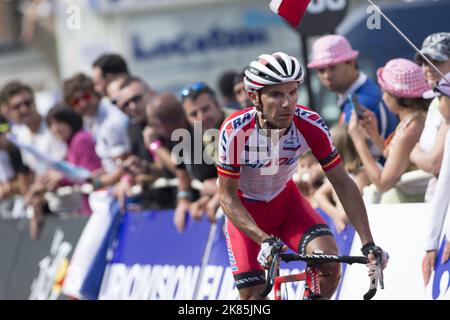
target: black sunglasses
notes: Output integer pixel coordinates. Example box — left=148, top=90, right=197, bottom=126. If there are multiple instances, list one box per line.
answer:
left=121, top=94, right=143, bottom=110
left=11, top=99, right=33, bottom=111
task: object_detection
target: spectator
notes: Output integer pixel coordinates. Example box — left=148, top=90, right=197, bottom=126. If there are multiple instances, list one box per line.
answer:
left=293, top=150, right=324, bottom=206
left=217, top=70, right=240, bottom=109
left=232, top=69, right=252, bottom=109
left=349, top=58, right=430, bottom=202
left=0, top=116, right=30, bottom=219
left=1, top=81, right=68, bottom=239
left=117, top=77, right=157, bottom=161
left=410, top=33, right=450, bottom=201
left=106, top=74, right=128, bottom=105
left=308, top=34, right=398, bottom=146
left=64, top=73, right=131, bottom=189
left=174, top=82, right=234, bottom=230
left=314, top=124, right=369, bottom=233
left=113, top=77, right=168, bottom=211
left=144, top=92, right=188, bottom=177
left=1, top=81, right=67, bottom=174
left=45, top=105, right=102, bottom=215
left=92, top=53, right=129, bottom=97
left=421, top=73, right=450, bottom=285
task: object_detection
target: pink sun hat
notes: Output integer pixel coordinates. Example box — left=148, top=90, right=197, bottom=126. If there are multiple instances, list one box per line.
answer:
left=377, top=58, right=431, bottom=98
left=307, top=34, right=359, bottom=69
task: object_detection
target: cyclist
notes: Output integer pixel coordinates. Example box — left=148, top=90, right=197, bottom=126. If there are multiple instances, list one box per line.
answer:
left=217, top=52, right=388, bottom=300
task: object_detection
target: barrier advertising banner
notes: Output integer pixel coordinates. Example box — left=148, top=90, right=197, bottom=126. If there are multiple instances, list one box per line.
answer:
left=0, top=216, right=88, bottom=300
left=99, top=208, right=355, bottom=300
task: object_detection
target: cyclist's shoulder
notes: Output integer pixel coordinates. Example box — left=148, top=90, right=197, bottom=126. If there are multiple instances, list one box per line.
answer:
left=293, top=105, right=326, bottom=127
left=220, top=107, right=257, bottom=132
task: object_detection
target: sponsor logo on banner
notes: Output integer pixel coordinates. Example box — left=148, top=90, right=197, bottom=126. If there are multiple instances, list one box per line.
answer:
left=99, top=264, right=238, bottom=300
left=29, top=228, right=72, bottom=300
left=99, top=263, right=310, bottom=300
left=431, top=239, right=450, bottom=300
left=133, top=28, right=269, bottom=61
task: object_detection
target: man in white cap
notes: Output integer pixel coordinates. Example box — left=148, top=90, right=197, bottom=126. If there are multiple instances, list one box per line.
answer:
left=308, top=34, right=398, bottom=145
left=410, top=33, right=450, bottom=202
left=420, top=72, right=450, bottom=286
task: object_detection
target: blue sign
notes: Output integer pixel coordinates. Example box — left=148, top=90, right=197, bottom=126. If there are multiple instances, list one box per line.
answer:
left=431, top=238, right=450, bottom=300
left=132, top=28, right=269, bottom=61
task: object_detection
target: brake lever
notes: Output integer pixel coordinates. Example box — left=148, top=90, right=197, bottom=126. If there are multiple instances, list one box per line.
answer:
left=363, top=255, right=384, bottom=300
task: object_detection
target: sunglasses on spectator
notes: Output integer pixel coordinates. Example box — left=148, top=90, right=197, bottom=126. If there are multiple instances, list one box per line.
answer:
left=120, top=94, right=143, bottom=110
left=180, top=82, right=210, bottom=101
left=10, top=99, right=33, bottom=111
left=70, top=92, right=93, bottom=108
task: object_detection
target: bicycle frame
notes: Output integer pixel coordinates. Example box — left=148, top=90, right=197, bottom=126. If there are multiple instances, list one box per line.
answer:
left=273, top=265, right=321, bottom=300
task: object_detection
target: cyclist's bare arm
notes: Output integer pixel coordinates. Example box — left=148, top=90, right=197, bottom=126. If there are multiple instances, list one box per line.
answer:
left=325, top=163, right=374, bottom=247
left=218, top=174, right=270, bottom=245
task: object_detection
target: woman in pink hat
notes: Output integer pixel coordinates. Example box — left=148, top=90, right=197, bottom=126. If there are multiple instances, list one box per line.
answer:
left=348, top=58, right=431, bottom=201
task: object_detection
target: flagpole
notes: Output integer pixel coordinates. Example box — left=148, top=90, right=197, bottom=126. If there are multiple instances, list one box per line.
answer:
left=366, top=0, right=450, bottom=86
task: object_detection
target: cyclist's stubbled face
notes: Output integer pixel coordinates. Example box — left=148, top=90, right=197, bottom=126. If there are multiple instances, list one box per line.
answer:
left=253, top=81, right=298, bottom=129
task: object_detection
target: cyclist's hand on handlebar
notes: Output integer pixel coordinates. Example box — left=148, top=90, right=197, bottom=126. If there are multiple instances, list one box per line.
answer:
left=361, top=242, right=389, bottom=291
left=361, top=242, right=389, bottom=270
left=257, top=236, right=287, bottom=269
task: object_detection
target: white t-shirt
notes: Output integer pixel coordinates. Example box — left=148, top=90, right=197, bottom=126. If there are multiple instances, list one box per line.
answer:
left=425, top=129, right=450, bottom=251
left=419, top=97, right=443, bottom=151
left=0, top=150, right=14, bottom=183
left=84, top=99, right=130, bottom=172
left=11, top=119, right=67, bottom=174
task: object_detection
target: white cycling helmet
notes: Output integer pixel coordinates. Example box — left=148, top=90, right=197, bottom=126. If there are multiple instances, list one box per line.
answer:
left=244, top=51, right=304, bottom=92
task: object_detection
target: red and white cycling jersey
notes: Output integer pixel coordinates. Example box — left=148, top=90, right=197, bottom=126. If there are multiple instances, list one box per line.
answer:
left=217, top=105, right=342, bottom=201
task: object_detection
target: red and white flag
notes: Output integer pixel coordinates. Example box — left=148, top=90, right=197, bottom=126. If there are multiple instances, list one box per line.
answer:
left=270, top=0, right=311, bottom=28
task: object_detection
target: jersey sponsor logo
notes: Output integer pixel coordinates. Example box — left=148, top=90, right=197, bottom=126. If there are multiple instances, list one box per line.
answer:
left=232, top=112, right=252, bottom=129
left=283, top=130, right=302, bottom=151
left=295, top=107, right=331, bottom=136
left=224, top=222, right=238, bottom=272
left=244, top=153, right=302, bottom=168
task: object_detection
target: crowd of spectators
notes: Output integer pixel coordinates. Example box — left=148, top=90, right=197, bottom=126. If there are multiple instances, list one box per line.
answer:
left=0, top=31, right=449, bottom=287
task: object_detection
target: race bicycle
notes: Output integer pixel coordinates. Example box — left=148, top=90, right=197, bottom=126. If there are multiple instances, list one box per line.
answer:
left=260, top=241, right=384, bottom=300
